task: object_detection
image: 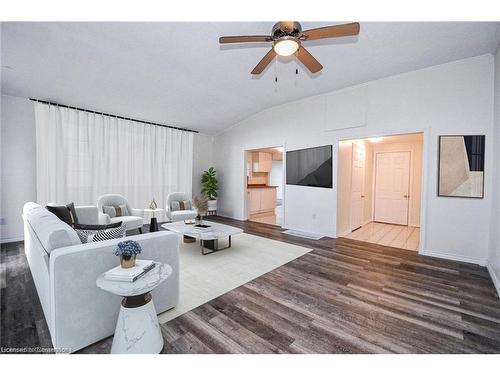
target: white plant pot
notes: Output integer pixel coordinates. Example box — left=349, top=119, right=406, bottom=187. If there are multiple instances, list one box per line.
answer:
left=208, top=199, right=217, bottom=211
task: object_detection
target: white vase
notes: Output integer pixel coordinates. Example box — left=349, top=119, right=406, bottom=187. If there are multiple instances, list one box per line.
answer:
left=208, top=199, right=217, bottom=212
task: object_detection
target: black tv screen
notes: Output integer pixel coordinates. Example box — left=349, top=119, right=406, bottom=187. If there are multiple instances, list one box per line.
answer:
left=286, top=145, right=333, bottom=188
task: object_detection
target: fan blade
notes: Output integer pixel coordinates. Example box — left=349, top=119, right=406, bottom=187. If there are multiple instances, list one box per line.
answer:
left=302, top=22, right=360, bottom=41
left=219, top=35, right=271, bottom=44
left=251, top=49, right=277, bottom=75
left=295, top=46, right=323, bottom=73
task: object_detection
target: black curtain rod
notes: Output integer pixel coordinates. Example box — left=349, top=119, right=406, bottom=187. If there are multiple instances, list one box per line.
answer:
left=29, top=98, right=199, bottom=134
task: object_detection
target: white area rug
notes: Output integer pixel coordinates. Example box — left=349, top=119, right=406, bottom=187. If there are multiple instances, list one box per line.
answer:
left=158, top=232, right=311, bottom=324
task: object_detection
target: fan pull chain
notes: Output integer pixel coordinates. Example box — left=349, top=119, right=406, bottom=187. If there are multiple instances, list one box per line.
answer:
left=294, top=67, right=299, bottom=88
left=274, top=58, right=279, bottom=92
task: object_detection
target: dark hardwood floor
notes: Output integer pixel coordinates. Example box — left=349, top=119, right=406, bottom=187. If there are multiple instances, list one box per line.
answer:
left=2, top=216, right=500, bottom=353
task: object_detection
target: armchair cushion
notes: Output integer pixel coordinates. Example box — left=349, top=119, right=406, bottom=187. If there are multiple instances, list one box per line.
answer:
left=170, top=200, right=192, bottom=211
left=170, top=210, right=197, bottom=222
left=103, top=205, right=129, bottom=218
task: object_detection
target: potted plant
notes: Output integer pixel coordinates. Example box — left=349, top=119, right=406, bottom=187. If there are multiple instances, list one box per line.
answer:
left=115, top=240, right=142, bottom=268
left=201, top=167, right=218, bottom=213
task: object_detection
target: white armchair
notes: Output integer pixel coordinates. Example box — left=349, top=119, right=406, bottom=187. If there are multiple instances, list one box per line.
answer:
left=97, top=194, right=144, bottom=233
left=166, top=192, right=197, bottom=222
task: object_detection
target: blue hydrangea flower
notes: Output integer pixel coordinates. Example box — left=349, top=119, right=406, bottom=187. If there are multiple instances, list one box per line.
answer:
left=115, top=240, right=142, bottom=257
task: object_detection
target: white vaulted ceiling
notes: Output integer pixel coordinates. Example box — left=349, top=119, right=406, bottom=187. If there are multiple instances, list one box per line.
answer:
left=2, top=22, right=500, bottom=134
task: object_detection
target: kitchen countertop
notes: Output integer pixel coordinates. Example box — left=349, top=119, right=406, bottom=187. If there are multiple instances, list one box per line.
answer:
left=247, top=185, right=278, bottom=189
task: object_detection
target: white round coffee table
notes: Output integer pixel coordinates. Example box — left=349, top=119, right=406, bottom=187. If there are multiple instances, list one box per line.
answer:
left=96, top=261, right=172, bottom=354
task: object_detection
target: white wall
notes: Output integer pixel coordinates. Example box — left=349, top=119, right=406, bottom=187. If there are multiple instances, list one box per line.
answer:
left=488, top=47, right=500, bottom=294
left=1, top=95, right=36, bottom=242
left=192, top=133, right=215, bottom=197
left=215, top=54, right=494, bottom=265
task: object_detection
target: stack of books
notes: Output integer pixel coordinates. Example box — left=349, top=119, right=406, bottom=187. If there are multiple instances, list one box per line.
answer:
left=104, top=260, right=156, bottom=282
left=194, top=224, right=212, bottom=232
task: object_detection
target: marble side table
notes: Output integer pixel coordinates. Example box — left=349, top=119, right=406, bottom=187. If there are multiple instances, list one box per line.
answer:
left=96, top=261, right=172, bottom=354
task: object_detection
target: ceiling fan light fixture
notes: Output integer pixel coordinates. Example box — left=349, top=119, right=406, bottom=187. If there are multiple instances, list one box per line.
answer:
left=273, top=38, right=299, bottom=57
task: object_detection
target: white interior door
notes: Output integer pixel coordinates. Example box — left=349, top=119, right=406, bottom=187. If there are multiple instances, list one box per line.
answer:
left=350, top=143, right=365, bottom=231
left=374, top=151, right=411, bottom=225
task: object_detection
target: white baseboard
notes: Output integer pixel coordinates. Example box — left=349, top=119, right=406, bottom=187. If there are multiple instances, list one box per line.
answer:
left=0, top=235, right=24, bottom=244
left=420, top=249, right=487, bottom=266
left=487, top=263, right=500, bottom=298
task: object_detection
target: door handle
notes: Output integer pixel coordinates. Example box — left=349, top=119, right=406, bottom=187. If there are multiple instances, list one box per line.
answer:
left=404, top=194, right=409, bottom=199
left=361, top=195, right=365, bottom=198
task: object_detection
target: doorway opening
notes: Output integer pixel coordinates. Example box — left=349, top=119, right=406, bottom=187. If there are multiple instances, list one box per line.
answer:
left=337, top=133, right=423, bottom=251
left=245, top=147, right=284, bottom=226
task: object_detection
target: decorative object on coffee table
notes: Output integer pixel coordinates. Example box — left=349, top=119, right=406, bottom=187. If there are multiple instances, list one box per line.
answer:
left=193, top=194, right=209, bottom=223
left=144, top=208, right=163, bottom=232
left=96, top=261, right=172, bottom=353
left=115, top=240, right=142, bottom=268
left=201, top=167, right=218, bottom=215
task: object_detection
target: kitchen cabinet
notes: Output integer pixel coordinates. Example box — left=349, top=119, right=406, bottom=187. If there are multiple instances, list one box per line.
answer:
left=252, top=152, right=272, bottom=173
left=247, top=187, right=277, bottom=215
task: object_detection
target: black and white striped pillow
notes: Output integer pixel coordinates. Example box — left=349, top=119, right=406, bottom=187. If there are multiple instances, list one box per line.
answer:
left=75, top=224, right=126, bottom=243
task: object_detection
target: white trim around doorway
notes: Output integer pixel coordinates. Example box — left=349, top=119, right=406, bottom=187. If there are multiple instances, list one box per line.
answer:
left=336, top=129, right=429, bottom=254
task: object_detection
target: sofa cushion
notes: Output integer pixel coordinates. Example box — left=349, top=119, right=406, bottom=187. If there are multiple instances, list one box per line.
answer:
left=46, top=205, right=74, bottom=226
left=75, top=223, right=126, bottom=243
left=46, top=202, right=80, bottom=227
left=66, top=202, right=79, bottom=225
left=73, top=221, right=123, bottom=231
left=26, top=205, right=81, bottom=254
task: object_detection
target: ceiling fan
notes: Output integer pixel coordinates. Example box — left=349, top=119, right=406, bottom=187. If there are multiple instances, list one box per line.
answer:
left=219, top=21, right=360, bottom=75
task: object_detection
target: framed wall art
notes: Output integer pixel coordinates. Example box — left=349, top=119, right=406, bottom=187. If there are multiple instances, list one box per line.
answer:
left=438, top=135, right=485, bottom=198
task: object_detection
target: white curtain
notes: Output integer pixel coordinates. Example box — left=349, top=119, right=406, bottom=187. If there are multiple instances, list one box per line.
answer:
left=34, top=102, right=193, bottom=211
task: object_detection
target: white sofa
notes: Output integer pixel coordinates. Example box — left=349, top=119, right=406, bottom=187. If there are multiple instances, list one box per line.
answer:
left=22, top=202, right=179, bottom=353
left=166, top=192, right=197, bottom=222
left=97, top=194, right=144, bottom=233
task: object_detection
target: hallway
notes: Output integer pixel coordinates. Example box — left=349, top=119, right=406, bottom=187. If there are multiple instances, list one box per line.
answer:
left=343, top=222, right=420, bottom=251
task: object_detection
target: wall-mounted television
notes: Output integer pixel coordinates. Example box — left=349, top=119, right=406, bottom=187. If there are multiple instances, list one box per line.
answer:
left=286, top=145, right=333, bottom=188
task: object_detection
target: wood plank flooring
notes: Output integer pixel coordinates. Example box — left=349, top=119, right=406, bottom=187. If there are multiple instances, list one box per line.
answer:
left=2, top=217, right=500, bottom=353
left=343, top=222, right=420, bottom=251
